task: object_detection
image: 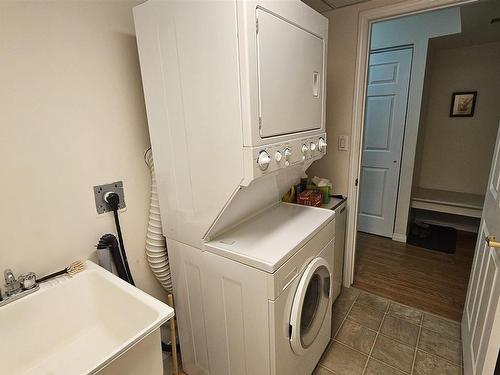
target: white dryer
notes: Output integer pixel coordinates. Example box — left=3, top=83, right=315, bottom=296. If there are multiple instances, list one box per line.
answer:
left=204, top=203, right=335, bottom=375
left=133, top=0, right=329, bottom=373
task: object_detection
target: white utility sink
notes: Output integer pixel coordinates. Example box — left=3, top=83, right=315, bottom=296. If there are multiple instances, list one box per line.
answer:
left=0, top=261, right=174, bottom=374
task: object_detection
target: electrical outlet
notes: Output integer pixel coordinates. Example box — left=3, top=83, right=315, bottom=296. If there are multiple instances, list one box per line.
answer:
left=93, top=181, right=125, bottom=214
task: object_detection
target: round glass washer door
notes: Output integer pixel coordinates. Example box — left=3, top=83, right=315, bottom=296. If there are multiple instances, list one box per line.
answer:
left=289, top=257, right=331, bottom=355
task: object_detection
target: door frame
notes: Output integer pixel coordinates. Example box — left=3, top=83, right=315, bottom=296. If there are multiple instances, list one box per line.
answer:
left=344, top=0, right=477, bottom=287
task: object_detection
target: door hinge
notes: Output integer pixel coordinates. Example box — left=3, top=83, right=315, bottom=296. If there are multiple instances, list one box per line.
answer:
left=256, top=19, right=259, bottom=34
left=289, top=324, right=293, bottom=338
left=258, top=116, right=262, bottom=130
left=355, top=178, right=359, bottom=187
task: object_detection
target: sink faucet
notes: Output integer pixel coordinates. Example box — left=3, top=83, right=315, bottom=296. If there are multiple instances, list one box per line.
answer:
left=0, top=269, right=39, bottom=307
left=4, top=269, right=22, bottom=297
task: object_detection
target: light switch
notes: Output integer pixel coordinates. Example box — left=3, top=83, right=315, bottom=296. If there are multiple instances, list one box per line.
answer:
left=338, top=135, right=349, bottom=151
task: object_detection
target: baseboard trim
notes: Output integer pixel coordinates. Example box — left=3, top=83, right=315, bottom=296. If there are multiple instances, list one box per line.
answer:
left=392, top=233, right=407, bottom=243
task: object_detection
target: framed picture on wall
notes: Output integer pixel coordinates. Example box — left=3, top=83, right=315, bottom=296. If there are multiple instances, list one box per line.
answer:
left=450, top=91, right=477, bottom=117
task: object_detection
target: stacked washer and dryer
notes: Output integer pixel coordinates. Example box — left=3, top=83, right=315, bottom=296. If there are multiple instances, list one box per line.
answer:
left=134, top=1, right=333, bottom=374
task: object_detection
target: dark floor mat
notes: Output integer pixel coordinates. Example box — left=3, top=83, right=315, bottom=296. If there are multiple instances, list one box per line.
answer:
left=407, top=222, right=457, bottom=253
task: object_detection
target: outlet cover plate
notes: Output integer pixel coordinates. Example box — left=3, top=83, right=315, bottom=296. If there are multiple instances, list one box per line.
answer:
left=338, top=135, right=349, bottom=151
left=93, top=181, right=125, bottom=214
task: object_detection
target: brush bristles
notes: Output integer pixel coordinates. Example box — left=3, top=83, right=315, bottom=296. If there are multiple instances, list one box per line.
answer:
left=66, top=260, right=85, bottom=277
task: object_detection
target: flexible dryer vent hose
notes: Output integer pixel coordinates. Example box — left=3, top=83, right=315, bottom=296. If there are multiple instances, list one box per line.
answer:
left=145, top=149, right=173, bottom=292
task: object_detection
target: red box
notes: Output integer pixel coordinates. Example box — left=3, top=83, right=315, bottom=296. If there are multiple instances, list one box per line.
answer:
left=296, top=190, right=323, bottom=207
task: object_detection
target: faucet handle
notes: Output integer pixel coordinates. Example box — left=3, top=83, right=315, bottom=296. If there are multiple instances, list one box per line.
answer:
left=4, top=269, right=22, bottom=297
left=19, top=272, right=37, bottom=290
left=4, top=269, right=16, bottom=284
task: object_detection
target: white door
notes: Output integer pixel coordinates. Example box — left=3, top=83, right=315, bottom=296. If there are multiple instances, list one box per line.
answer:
left=462, top=124, right=500, bottom=375
left=256, top=9, right=325, bottom=138
left=357, top=48, right=412, bottom=238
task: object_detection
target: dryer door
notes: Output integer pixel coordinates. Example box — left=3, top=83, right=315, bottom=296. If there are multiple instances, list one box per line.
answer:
left=256, top=8, right=324, bottom=139
left=290, top=257, right=331, bottom=355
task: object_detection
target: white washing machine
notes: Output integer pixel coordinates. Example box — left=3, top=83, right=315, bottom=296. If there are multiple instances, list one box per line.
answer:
left=203, top=203, right=335, bottom=375
left=134, top=1, right=329, bottom=373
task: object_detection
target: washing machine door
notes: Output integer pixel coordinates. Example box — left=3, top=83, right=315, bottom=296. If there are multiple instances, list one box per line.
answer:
left=289, top=257, right=331, bottom=355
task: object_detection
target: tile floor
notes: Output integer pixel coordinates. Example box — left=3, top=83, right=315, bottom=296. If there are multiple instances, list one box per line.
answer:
left=315, top=287, right=463, bottom=375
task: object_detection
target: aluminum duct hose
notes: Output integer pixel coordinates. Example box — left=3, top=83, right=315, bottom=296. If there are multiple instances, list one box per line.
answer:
left=145, top=149, right=173, bottom=292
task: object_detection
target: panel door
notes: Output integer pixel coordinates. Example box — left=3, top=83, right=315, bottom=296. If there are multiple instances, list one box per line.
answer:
left=357, top=48, right=412, bottom=238
left=256, top=8, right=324, bottom=138
left=462, top=124, right=500, bottom=375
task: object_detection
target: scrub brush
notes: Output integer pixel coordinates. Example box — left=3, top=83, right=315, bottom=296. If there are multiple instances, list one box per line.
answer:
left=36, top=260, right=85, bottom=283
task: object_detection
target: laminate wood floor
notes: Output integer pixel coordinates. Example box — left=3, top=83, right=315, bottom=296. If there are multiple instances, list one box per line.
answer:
left=353, top=231, right=476, bottom=321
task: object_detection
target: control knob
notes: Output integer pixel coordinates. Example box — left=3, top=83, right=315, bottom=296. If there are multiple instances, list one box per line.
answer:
left=257, top=151, right=271, bottom=171
left=275, top=151, right=282, bottom=162
left=301, top=144, right=309, bottom=160
left=318, top=138, right=327, bottom=152
left=284, top=148, right=292, bottom=166
left=310, top=142, right=317, bottom=151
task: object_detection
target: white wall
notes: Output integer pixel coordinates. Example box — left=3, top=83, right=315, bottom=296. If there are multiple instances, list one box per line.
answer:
left=0, top=1, right=166, bottom=301
left=414, top=41, right=500, bottom=194
left=370, top=8, right=461, bottom=49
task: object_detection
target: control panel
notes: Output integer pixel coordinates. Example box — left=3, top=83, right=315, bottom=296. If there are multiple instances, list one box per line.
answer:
left=242, top=134, right=327, bottom=184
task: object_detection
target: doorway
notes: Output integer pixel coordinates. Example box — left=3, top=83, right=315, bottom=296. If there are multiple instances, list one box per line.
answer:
left=356, top=7, right=463, bottom=241
left=352, top=0, right=500, bottom=321
left=348, top=3, right=500, bottom=371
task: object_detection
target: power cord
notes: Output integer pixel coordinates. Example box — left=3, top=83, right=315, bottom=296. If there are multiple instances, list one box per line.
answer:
left=104, top=192, right=135, bottom=286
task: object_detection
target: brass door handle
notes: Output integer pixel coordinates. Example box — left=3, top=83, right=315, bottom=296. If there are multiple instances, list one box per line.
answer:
left=486, top=236, right=500, bottom=248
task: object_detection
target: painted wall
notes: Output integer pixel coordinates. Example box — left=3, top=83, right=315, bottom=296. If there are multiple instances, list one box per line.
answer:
left=308, top=2, right=461, bottom=241
left=414, top=41, right=500, bottom=194
left=0, top=1, right=166, bottom=301
left=307, top=0, right=403, bottom=194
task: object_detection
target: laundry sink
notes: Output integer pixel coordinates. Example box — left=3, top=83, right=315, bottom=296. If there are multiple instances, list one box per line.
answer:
left=0, top=261, right=173, bottom=375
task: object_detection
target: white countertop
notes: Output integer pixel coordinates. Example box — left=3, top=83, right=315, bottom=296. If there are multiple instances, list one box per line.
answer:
left=205, top=202, right=335, bottom=273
